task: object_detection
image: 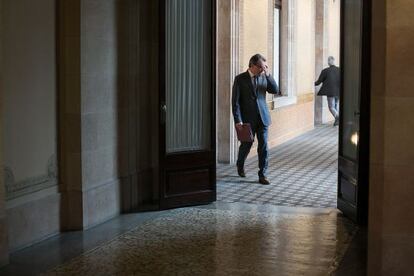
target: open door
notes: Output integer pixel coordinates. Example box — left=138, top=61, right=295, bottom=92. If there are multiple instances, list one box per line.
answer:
left=337, top=0, right=371, bottom=224
left=159, top=0, right=216, bottom=209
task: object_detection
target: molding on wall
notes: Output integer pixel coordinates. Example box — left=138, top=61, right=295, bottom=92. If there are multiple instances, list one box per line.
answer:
left=4, top=155, right=58, bottom=200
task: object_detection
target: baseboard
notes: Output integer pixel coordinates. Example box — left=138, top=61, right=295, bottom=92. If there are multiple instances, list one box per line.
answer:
left=6, top=193, right=61, bottom=252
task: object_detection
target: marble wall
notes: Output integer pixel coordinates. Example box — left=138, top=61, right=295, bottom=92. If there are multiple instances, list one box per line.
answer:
left=368, top=0, right=414, bottom=275
left=0, top=0, right=61, bottom=252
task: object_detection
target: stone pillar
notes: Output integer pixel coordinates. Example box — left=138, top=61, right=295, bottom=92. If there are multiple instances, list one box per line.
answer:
left=0, top=0, right=10, bottom=266
left=59, top=0, right=83, bottom=230
left=217, top=0, right=239, bottom=164
left=59, top=0, right=158, bottom=229
left=59, top=0, right=123, bottom=230
left=368, top=0, right=414, bottom=275
left=314, top=0, right=327, bottom=125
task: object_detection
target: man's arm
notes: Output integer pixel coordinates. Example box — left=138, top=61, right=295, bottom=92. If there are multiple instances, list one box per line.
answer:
left=265, top=74, right=280, bottom=95
left=315, top=69, right=326, bottom=86
left=232, top=77, right=243, bottom=124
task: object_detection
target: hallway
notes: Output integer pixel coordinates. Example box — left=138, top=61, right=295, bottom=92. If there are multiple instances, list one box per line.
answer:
left=218, top=125, right=338, bottom=208
left=0, top=203, right=356, bottom=276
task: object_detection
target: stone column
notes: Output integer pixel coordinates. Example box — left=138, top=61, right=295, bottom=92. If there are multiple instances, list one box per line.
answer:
left=58, top=0, right=83, bottom=230
left=314, top=0, right=327, bottom=125
left=59, top=0, right=123, bottom=230
left=0, top=0, right=10, bottom=266
left=59, top=0, right=158, bottom=229
left=217, top=0, right=239, bottom=164
left=368, top=0, right=414, bottom=275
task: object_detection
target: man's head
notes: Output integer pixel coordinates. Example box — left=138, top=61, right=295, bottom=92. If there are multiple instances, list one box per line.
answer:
left=328, top=56, right=335, bottom=66
left=249, top=54, right=267, bottom=75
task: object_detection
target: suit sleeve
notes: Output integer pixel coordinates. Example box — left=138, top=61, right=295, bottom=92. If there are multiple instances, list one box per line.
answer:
left=232, top=77, right=243, bottom=124
left=315, top=69, right=326, bottom=86
left=265, top=74, right=280, bottom=94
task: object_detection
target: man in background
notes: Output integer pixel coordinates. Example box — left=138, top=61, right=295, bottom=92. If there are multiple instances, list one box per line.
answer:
left=315, top=56, right=341, bottom=126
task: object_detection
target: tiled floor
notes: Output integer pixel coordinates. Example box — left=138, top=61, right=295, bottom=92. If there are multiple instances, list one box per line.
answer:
left=0, top=203, right=360, bottom=276
left=0, top=126, right=362, bottom=276
left=217, top=125, right=338, bottom=208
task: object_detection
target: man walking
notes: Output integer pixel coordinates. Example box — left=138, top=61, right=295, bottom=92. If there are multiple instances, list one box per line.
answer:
left=232, top=54, right=280, bottom=185
left=315, top=56, right=341, bottom=126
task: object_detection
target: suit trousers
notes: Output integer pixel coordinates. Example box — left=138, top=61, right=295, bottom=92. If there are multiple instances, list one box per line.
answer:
left=236, top=120, right=269, bottom=178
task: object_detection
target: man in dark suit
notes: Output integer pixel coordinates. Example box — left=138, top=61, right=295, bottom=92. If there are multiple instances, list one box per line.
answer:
left=315, top=56, right=341, bottom=126
left=232, top=54, right=280, bottom=185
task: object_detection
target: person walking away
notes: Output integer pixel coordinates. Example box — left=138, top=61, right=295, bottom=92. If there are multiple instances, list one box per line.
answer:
left=315, top=56, right=341, bottom=126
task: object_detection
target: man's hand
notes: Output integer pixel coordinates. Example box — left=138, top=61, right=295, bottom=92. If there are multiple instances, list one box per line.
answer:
left=235, top=122, right=243, bottom=130
left=262, top=64, right=270, bottom=76
left=259, top=60, right=270, bottom=76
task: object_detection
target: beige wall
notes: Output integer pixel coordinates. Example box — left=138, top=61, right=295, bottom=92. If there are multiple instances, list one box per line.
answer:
left=368, top=0, right=414, bottom=275
left=240, top=0, right=319, bottom=96
left=295, top=0, right=315, bottom=96
left=0, top=0, right=60, bottom=251
left=237, top=0, right=317, bottom=150
left=315, top=0, right=340, bottom=124
left=326, top=0, right=340, bottom=65
left=240, top=0, right=271, bottom=71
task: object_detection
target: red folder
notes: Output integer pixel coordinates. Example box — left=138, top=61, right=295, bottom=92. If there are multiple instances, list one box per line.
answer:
left=235, top=123, right=254, bottom=142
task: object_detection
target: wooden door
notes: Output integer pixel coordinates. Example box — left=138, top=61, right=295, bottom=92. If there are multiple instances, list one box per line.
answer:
left=337, top=0, right=371, bottom=224
left=159, top=0, right=216, bottom=209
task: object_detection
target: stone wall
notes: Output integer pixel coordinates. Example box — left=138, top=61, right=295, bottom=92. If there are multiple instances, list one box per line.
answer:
left=59, top=0, right=159, bottom=230
left=0, top=0, right=9, bottom=265
left=79, top=0, right=121, bottom=228
left=368, top=0, right=414, bottom=275
left=0, top=0, right=60, bottom=251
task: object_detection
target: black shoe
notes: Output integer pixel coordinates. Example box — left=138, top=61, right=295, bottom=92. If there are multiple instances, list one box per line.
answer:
left=333, top=117, right=339, bottom=126
left=237, top=167, right=246, bottom=178
left=259, top=177, right=270, bottom=185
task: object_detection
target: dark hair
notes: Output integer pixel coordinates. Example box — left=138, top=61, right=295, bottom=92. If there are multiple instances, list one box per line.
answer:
left=249, top=54, right=266, bottom=68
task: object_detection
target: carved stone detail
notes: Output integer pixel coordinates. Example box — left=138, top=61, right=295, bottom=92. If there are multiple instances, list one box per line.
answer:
left=3, top=154, right=58, bottom=200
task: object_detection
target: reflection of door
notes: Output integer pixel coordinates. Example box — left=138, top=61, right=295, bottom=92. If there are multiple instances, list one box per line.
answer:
left=159, top=0, right=216, bottom=209
left=337, top=0, right=371, bottom=224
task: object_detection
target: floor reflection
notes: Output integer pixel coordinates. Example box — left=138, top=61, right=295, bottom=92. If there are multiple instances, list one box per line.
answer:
left=46, top=206, right=356, bottom=276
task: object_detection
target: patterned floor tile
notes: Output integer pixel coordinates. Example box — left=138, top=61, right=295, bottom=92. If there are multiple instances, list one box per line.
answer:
left=217, top=125, right=338, bottom=208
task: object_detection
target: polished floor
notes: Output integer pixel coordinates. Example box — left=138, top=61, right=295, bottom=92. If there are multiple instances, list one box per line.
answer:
left=0, top=203, right=358, bottom=276
left=217, top=125, right=338, bottom=208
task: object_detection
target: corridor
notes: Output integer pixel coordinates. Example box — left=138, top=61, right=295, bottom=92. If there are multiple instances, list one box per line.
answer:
left=217, top=125, right=338, bottom=208
left=0, top=203, right=356, bottom=276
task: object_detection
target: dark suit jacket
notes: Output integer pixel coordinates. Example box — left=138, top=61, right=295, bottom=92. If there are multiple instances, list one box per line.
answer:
left=232, top=71, right=279, bottom=127
left=315, top=65, right=340, bottom=97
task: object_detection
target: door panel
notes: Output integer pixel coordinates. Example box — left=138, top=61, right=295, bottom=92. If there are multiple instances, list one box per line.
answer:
left=159, top=0, right=216, bottom=209
left=338, top=0, right=371, bottom=224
